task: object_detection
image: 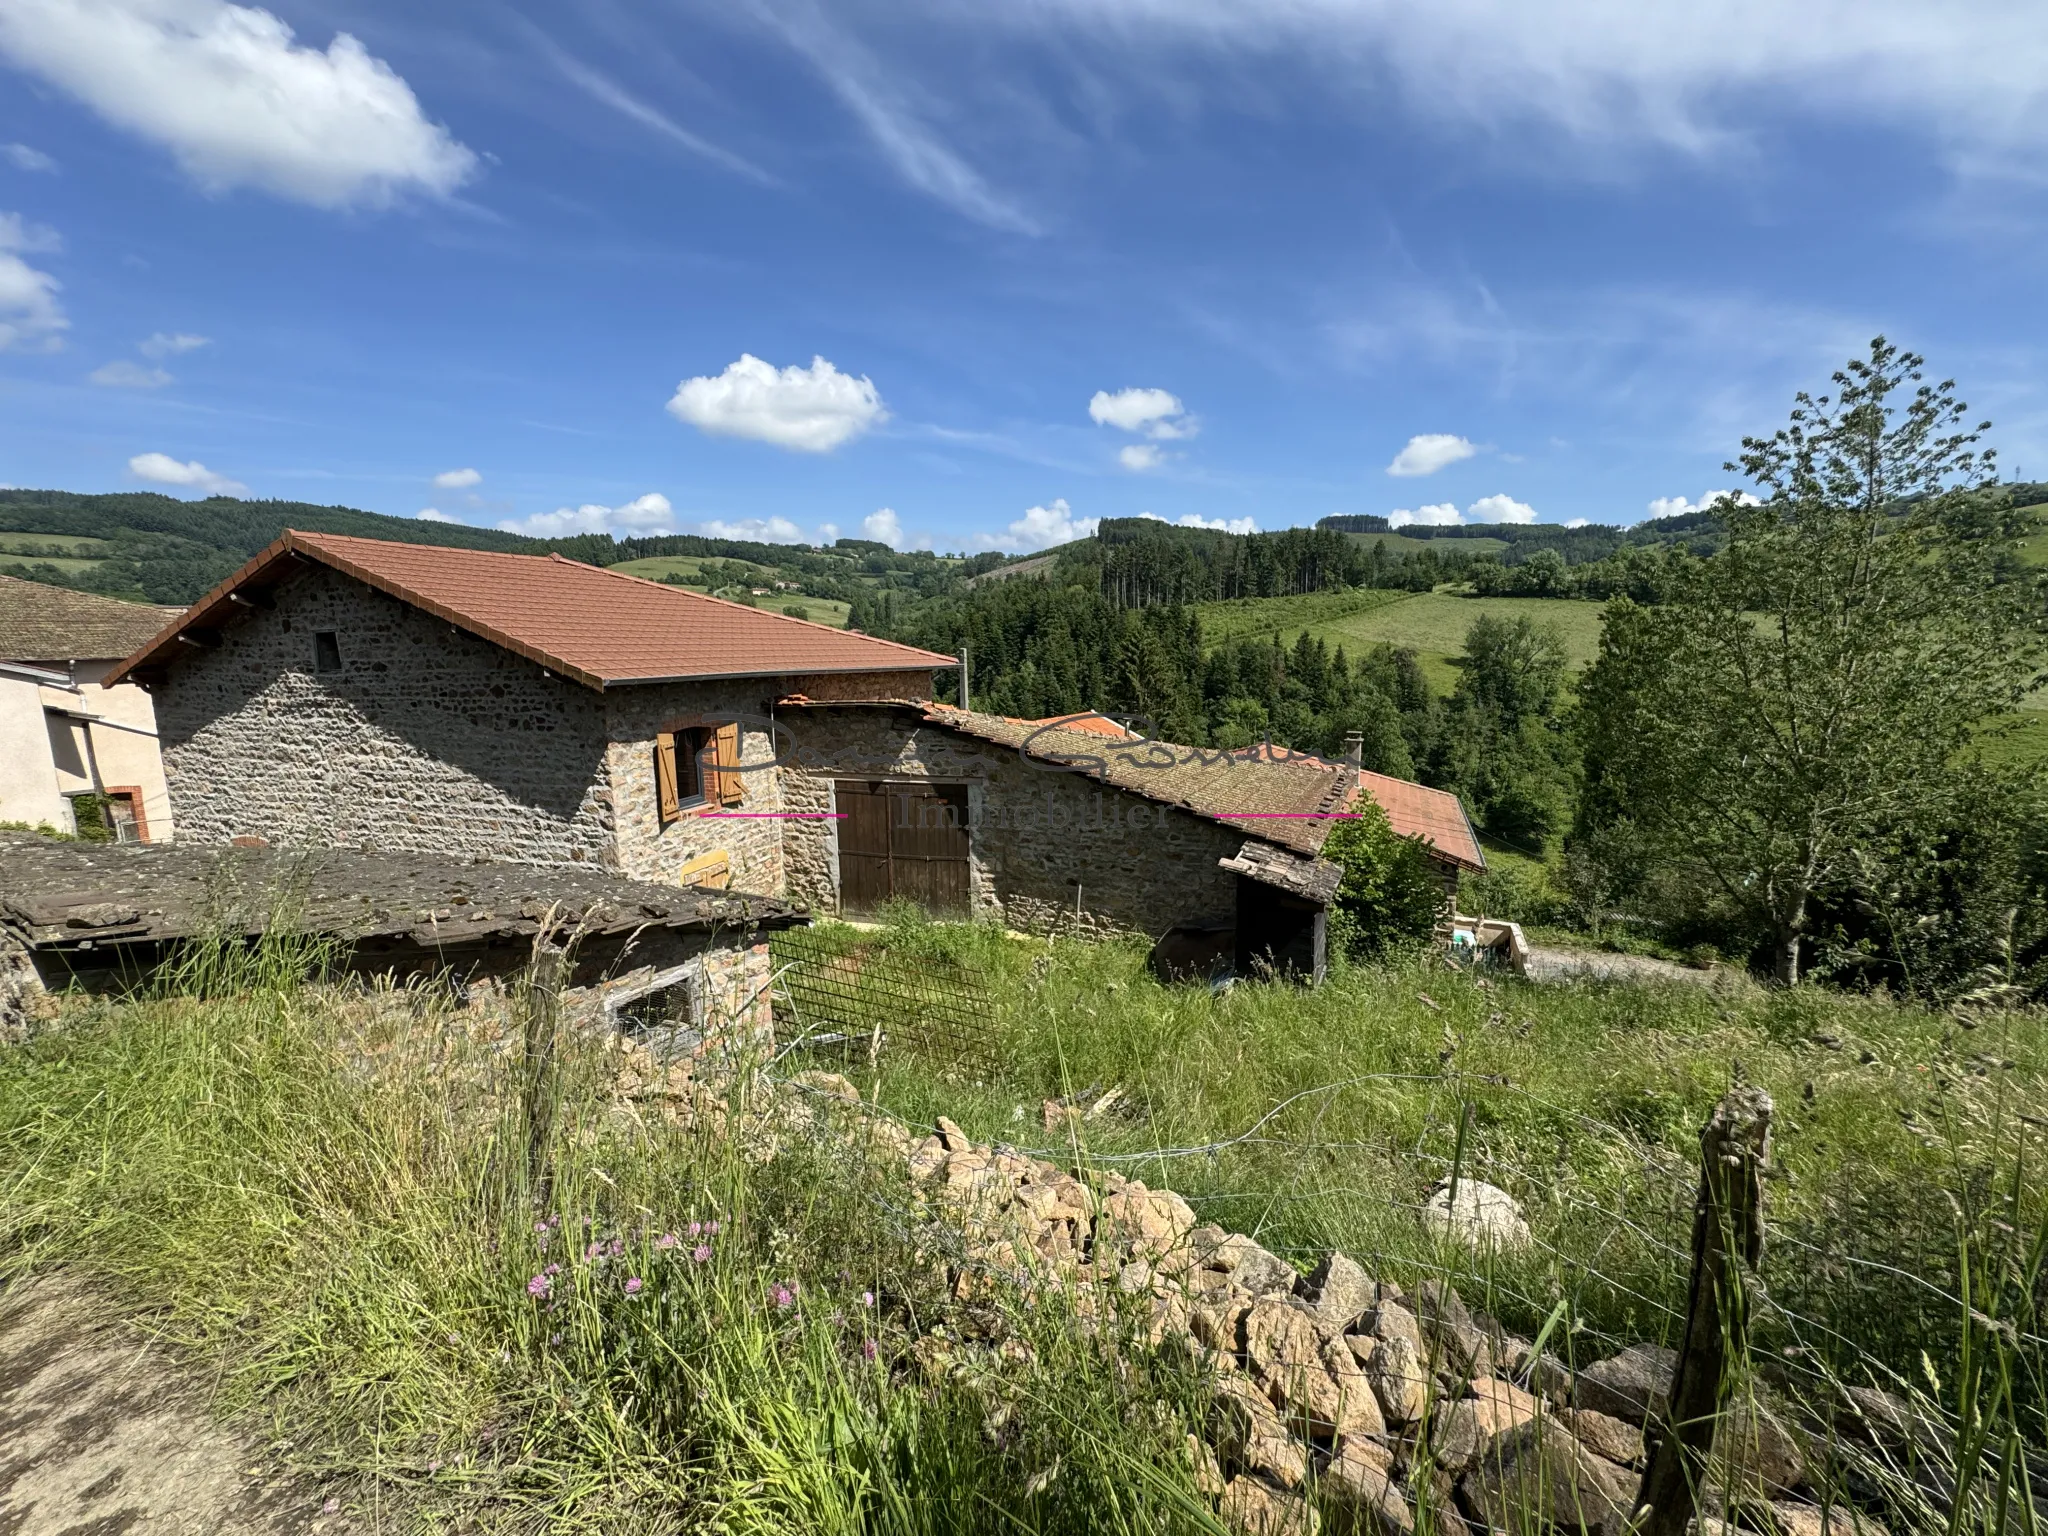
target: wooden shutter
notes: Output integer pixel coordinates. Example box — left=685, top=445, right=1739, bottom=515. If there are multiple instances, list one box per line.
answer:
left=713, top=722, right=744, bottom=806
left=654, top=732, right=680, bottom=823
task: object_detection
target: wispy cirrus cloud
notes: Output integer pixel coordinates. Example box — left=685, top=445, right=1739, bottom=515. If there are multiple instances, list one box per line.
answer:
left=747, top=0, right=1038, bottom=233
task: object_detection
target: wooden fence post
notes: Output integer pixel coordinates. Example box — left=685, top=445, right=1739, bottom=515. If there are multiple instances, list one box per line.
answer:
left=1633, top=1085, right=1774, bottom=1536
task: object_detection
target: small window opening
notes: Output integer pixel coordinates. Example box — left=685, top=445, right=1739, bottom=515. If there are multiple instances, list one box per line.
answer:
left=615, top=977, right=700, bottom=1062
left=313, top=631, right=342, bottom=673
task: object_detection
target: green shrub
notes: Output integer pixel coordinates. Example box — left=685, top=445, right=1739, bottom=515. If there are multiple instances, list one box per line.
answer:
left=1323, top=797, right=1447, bottom=959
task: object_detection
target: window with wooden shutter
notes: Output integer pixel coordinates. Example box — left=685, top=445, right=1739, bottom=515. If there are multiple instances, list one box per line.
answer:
left=654, top=732, right=681, bottom=824
left=713, top=722, right=744, bottom=806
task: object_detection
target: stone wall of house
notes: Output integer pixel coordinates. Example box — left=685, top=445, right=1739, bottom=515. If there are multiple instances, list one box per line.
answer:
left=779, top=706, right=1246, bottom=937
left=603, top=669, right=936, bottom=897
left=154, top=568, right=617, bottom=864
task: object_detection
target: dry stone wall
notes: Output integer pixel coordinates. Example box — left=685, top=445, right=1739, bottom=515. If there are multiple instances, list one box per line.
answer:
left=652, top=1065, right=1893, bottom=1536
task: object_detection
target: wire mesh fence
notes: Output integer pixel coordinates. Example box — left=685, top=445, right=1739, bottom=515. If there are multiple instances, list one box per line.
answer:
left=769, top=925, right=999, bottom=1081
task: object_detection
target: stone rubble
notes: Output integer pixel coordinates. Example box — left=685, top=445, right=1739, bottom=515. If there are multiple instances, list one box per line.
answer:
left=618, top=1056, right=1898, bottom=1536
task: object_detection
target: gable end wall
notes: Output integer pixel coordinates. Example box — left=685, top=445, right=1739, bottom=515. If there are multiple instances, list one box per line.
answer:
left=153, top=567, right=615, bottom=863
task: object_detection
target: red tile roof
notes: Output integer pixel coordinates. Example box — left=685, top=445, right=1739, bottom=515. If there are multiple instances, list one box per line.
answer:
left=1189, top=740, right=1485, bottom=870
left=1353, top=769, right=1486, bottom=872
left=109, top=530, right=958, bottom=690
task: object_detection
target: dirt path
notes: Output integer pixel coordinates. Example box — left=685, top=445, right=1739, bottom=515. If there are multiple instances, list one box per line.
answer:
left=0, top=1278, right=361, bottom=1536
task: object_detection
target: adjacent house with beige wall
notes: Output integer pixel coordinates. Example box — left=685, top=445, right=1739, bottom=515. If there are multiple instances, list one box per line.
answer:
left=0, top=575, right=180, bottom=841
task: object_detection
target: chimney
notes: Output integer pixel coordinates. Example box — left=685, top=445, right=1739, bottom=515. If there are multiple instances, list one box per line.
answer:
left=1344, top=730, right=1364, bottom=767
left=957, top=645, right=971, bottom=713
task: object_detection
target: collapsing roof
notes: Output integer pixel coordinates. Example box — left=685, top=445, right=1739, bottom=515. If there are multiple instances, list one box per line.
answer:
left=0, top=835, right=804, bottom=958
left=782, top=698, right=1359, bottom=860
left=108, top=530, right=959, bottom=691
left=0, top=573, right=183, bottom=666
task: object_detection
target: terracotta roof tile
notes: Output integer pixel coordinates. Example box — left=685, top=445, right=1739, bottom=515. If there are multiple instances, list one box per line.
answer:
left=785, top=699, right=1357, bottom=857
left=110, top=531, right=957, bottom=689
left=0, top=574, right=183, bottom=664
left=1352, top=769, right=1486, bottom=871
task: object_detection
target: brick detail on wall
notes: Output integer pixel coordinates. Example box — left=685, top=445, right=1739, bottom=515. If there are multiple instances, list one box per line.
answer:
left=154, top=568, right=616, bottom=864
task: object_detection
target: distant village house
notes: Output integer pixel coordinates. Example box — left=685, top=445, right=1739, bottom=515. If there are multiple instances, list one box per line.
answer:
left=0, top=575, right=180, bottom=842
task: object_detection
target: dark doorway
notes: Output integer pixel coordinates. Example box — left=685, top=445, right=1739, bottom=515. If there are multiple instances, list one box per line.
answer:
left=1234, top=877, right=1326, bottom=982
left=835, top=780, right=972, bottom=916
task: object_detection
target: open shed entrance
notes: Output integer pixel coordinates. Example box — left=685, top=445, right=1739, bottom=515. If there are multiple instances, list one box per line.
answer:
left=835, top=780, right=971, bottom=917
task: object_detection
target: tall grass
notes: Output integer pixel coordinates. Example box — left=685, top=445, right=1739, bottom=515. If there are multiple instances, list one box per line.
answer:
left=3, top=912, right=2041, bottom=1531
left=0, top=930, right=1226, bottom=1533
left=796, top=914, right=2048, bottom=1529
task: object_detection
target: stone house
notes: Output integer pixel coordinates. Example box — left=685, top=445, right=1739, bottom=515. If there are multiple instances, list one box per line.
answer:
left=0, top=575, right=181, bottom=841
left=111, top=531, right=1483, bottom=981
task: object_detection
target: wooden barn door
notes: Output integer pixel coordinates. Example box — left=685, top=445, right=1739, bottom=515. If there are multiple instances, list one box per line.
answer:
left=835, top=780, right=971, bottom=916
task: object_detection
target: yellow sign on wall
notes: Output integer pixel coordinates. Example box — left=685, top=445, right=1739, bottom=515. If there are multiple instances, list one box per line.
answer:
left=679, top=851, right=731, bottom=890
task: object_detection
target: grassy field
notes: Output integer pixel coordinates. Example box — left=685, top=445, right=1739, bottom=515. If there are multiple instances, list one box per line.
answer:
left=1339, top=531, right=1509, bottom=558
left=0, top=554, right=107, bottom=575
left=0, top=532, right=111, bottom=556
left=0, top=918, right=2040, bottom=1529
left=1190, top=587, right=1407, bottom=647
left=1198, top=589, right=1608, bottom=694
left=2008, top=502, right=2048, bottom=566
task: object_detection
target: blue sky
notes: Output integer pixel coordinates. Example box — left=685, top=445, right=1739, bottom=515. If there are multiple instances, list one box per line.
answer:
left=1, top=0, right=2044, bottom=554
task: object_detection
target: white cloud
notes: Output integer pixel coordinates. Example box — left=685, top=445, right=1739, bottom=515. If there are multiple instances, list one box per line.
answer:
left=0, top=212, right=64, bottom=352
left=500, top=492, right=675, bottom=539
left=863, top=507, right=905, bottom=548
left=1388, top=502, right=1463, bottom=528
left=90, top=359, right=174, bottom=388
left=1173, top=512, right=1257, bottom=534
left=816, top=522, right=840, bottom=541
left=0, top=0, right=476, bottom=208
left=1646, top=489, right=1762, bottom=520
left=1564, top=517, right=1590, bottom=529
left=1389, top=494, right=1544, bottom=528
left=966, top=1, right=2048, bottom=176
left=666, top=354, right=887, bottom=453
left=432, top=466, right=481, bottom=489
left=1386, top=433, right=1478, bottom=477
left=416, top=507, right=458, bottom=523
left=1466, top=493, right=1538, bottom=524
left=972, top=497, right=1098, bottom=553
left=3, top=143, right=56, bottom=172
left=1089, top=386, right=1195, bottom=440
left=700, top=516, right=807, bottom=544
left=1119, top=443, right=1165, bottom=472
left=139, top=330, right=208, bottom=358
left=128, top=451, right=245, bottom=495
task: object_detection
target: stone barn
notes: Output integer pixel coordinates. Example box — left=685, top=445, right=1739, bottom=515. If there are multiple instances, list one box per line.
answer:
left=109, top=531, right=1484, bottom=981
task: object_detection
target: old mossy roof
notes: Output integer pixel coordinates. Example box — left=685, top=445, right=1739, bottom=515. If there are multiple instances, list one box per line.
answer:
left=0, top=574, right=183, bottom=665
left=0, top=834, right=805, bottom=953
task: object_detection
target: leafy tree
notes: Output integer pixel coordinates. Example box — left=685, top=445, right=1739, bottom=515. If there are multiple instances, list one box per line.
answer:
left=1576, top=338, right=2044, bottom=983
left=1432, top=615, right=1576, bottom=848
left=1324, top=798, right=1449, bottom=960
